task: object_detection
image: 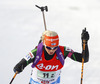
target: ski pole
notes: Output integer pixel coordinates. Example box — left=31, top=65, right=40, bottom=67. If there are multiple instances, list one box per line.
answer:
left=80, top=28, right=86, bottom=84
left=9, top=71, right=18, bottom=84
left=35, top=5, right=48, bottom=31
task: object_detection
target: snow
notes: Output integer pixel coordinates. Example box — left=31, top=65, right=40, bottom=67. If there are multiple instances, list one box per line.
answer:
left=0, top=0, right=100, bottom=84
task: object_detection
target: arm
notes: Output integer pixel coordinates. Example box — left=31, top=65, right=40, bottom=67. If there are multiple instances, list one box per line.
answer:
left=70, top=43, right=89, bottom=63
left=13, top=48, right=37, bottom=73
left=64, top=29, right=89, bottom=63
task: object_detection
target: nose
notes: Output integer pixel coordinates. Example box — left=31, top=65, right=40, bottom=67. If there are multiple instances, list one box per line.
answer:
left=50, top=49, right=54, bottom=52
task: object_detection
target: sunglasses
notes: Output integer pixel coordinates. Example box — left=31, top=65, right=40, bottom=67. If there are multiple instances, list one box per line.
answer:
left=46, top=46, right=58, bottom=50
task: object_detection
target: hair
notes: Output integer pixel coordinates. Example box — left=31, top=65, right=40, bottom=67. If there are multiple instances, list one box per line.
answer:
left=42, top=30, right=58, bottom=41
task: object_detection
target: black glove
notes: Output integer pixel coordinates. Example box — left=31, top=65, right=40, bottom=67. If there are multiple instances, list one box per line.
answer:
left=13, top=59, right=27, bottom=74
left=81, top=28, right=89, bottom=42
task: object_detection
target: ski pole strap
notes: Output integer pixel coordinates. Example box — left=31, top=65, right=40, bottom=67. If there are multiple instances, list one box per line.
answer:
left=32, top=42, right=65, bottom=68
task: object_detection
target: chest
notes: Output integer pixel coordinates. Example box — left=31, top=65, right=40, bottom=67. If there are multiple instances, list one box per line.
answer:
left=35, top=51, right=63, bottom=71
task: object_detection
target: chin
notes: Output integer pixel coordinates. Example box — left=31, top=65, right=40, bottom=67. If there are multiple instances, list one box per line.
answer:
left=49, top=54, right=53, bottom=55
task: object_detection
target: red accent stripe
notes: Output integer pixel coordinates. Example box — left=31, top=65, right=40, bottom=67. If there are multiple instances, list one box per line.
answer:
left=29, top=52, right=33, bottom=58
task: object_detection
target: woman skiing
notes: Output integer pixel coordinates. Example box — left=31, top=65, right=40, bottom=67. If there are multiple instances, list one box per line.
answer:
left=13, top=29, right=89, bottom=84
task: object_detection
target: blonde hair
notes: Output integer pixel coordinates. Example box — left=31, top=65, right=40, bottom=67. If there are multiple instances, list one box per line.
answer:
left=42, top=30, right=58, bottom=41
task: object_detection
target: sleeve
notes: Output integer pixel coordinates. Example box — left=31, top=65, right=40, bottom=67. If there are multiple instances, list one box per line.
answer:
left=64, top=44, right=89, bottom=63
left=13, top=48, right=37, bottom=73
left=23, top=48, right=37, bottom=65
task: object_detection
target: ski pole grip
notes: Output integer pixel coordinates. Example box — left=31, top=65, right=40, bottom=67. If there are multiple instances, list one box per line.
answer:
left=83, top=40, right=86, bottom=50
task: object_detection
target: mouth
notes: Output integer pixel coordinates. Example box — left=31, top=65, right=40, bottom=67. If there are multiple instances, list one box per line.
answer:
left=49, top=52, right=54, bottom=55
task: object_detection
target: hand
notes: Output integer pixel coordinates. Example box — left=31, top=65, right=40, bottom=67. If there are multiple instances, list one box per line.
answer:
left=13, top=58, right=27, bottom=74
left=13, top=63, right=24, bottom=74
left=81, top=28, right=89, bottom=42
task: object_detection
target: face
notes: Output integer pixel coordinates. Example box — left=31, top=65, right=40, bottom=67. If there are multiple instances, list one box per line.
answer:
left=44, top=46, right=58, bottom=55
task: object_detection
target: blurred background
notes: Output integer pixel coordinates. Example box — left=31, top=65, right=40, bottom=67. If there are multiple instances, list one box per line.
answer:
left=0, top=0, right=100, bottom=84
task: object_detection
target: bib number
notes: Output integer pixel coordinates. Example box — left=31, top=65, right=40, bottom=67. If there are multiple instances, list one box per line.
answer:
left=37, top=70, right=56, bottom=79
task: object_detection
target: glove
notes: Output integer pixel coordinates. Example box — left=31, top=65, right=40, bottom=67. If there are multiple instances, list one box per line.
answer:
left=13, top=59, right=27, bottom=74
left=81, top=28, right=89, bottom=42
left=13, top=63, right=23, bottom=74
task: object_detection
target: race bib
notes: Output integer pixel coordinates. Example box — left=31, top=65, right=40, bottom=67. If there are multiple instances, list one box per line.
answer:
left=37, top=70, right=56, bottom=79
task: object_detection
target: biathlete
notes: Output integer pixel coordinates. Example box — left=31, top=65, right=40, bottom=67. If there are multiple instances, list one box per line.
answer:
left=13, top=30, right=89, bottom=84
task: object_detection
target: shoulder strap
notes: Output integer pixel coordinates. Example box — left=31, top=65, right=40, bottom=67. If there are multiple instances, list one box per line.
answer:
left=31, top=42, right=43, bottom=68
left=56, top=47, right=64, bottom=66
